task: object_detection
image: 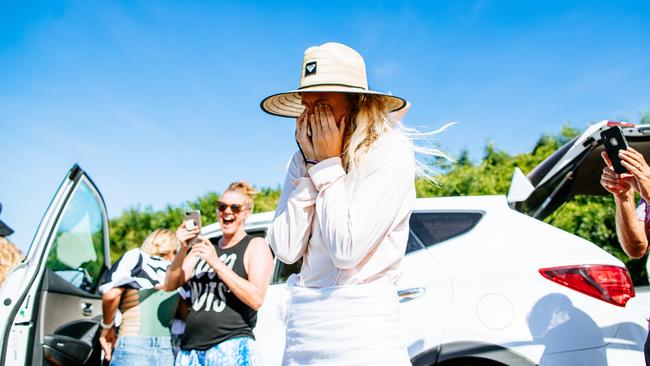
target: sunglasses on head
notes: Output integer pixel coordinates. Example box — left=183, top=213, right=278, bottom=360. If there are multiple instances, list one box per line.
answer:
left=217, top=202, right=247, bottom=213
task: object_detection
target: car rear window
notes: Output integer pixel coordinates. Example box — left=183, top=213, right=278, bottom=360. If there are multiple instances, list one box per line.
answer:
left=408, top=212, right=484, bottom=253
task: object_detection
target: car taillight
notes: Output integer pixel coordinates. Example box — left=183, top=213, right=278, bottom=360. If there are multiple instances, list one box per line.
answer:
left=539, top=265, right=635, bottom=307
left=607, top=120, right=635, bottom=128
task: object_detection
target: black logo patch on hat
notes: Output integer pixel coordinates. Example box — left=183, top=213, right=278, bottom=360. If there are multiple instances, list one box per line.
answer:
left=305, top=61, right=317, bottom=77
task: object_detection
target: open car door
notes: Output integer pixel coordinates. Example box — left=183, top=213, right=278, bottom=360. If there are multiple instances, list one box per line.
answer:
left=0, top=165, right=110, bottom=366
left=508, top=120, right=650, bottom=219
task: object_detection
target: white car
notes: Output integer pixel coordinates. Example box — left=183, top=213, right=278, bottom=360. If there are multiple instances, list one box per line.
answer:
left=0, top=120, right=647, bottom=365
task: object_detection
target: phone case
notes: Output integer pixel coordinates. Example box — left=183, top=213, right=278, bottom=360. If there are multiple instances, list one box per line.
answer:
left=184, top=210, right=202, bottom=229
left=600, top=126, right=629, bottom=174
left=184, top=210, right=202, bottom=246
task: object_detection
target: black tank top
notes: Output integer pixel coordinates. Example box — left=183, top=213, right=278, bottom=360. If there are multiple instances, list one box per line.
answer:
left=181, top=235, right=257, bottom=350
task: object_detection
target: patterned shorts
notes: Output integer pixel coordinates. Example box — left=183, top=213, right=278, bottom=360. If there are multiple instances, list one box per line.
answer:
left=175, top=337, right=261, bottom=366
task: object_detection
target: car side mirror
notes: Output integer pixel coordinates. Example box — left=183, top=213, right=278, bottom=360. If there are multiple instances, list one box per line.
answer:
left=507, top=167, right=535, bottom=204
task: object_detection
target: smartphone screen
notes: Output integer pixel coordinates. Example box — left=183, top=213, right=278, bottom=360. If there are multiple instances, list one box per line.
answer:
left=600, top=126, right=629, bottom=174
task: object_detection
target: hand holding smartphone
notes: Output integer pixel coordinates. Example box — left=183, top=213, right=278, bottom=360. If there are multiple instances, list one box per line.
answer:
left=600, top=126, right=629, bottom=174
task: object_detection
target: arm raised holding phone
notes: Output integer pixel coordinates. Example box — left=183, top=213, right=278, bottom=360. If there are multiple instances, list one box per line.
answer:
left=163, top=220, right=201, bottom=291
left=600, top=145, right=650, bottom=259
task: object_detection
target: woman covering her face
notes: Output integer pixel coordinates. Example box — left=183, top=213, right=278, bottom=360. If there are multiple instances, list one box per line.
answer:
left=164, top=181, right=274, bottom=366
left=262, top=42, right=415, bottom=365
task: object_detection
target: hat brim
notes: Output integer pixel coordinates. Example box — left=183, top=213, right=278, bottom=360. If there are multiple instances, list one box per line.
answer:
left=260, top=86, right=407, bottom=118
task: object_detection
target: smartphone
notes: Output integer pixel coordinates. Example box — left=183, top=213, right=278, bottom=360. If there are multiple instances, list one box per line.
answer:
left=184, top=210, right=202, bottom=247
left=600, top=126, right=629, bottom=174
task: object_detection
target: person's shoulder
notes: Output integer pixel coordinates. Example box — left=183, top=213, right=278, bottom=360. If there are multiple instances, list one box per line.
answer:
left=374, top=129, right=414, bottom=158
left=122, top=247, right=143, bottom=259
left=246, top=236, right=271, bottom=255
left=248, top=236, right=269, bottom=248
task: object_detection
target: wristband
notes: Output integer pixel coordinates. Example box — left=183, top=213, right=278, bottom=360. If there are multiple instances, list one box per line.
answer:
left=306, top=159, right=319, bottom=165
left=100, top=319, right=115, bottom=329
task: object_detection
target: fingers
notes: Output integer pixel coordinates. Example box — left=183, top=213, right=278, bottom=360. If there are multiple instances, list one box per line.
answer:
left=309, top=111, right=317, bottom=138
left=627, top=147, right=645, bottom=162
left=297, top=110, right=306, bottom=128
left=601, top=166, right=619, bottom=180
left=600, top=174, right=621, bottom=187
left=295, top=112, right=305, bottom=139
left=302, top=111, right=312, bottom=138
left=620, top=149, right=647, bottom=170
left=99, top=337, right=112, bottom=361
left=601, top=151, right=613, bottom=169
left=189, top=245, right=203, bottom=258
left=323, top=105, right=337, bottom=130
left=198, top=236, right=211, bottom=245
left=189, top=240, right=213, bottom=258
left=338, top=115, right=347, bottom=141
left=621, top=159, right=642, bottom=176
left=318, top=105, right=331, bottom=131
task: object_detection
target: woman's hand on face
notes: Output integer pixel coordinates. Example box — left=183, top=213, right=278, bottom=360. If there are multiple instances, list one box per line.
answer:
left=190, top=237, right=220, bottom=268
left=176, top=221, right=200, bottom=250
left=296, top=110, right=317, bottom=162
left=311, top=104, right=346, bottom=161
left=600, top=152, right=635, bottom=197
left=99, top=327, right=116, bottom=361
left=619, top=147, right=650, bottom=201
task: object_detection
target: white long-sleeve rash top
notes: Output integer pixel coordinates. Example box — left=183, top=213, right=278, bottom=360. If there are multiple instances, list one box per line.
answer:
left=267, top=130, right=416, bottom=287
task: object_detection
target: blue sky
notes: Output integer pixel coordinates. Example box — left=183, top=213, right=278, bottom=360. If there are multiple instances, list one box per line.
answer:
left=1, top=1, right=649, bottom=250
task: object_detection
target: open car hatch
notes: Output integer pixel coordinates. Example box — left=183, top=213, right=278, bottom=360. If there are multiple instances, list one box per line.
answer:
left=508, top=120, right=650, bottom=219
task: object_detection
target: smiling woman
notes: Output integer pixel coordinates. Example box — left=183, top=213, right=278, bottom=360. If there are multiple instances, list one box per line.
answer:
left=163, top=180, right=274, bottom=366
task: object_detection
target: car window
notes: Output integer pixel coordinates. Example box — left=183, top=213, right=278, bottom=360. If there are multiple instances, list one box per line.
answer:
left=273, top=259, right=302, bottom=284
left=406, top=232, right=425, bottom=254
left=45, top=180, right=106, bottom=293
left=271, top=213, right=484, bottom=283
left=409, top=212, right=483, bottom=250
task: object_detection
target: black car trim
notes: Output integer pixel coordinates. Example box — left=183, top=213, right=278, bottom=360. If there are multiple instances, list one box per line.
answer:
left=411, top=341, right=536, bottom=366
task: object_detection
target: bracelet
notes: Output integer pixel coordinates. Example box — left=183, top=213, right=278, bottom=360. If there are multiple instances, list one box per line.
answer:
left=100, top=319, right=115, bottom=329
left=306, top=159, right=319, bottom=165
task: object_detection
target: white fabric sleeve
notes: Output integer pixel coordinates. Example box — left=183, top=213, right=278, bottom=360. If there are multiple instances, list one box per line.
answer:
left=266, top=151, right=318, bottom=264
left=308, top=138, right=415, bottom=269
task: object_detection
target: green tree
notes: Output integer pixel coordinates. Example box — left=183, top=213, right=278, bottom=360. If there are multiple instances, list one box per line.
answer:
left=108, top=187, right=282, bottom=262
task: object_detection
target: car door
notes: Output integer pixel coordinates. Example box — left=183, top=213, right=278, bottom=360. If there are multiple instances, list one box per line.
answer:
left=0, top=165, right=110, bottom=366
left=254, top=255, right=298, bottom=366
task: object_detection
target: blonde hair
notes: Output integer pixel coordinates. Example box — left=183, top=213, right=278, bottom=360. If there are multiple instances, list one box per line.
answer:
left=224, top=180, right=258, bottom=211
left=140, top=229, right=177, bottom=257
left=0, top=237, right=23, bottom=286
left=343, top=94, right=452, bottom=177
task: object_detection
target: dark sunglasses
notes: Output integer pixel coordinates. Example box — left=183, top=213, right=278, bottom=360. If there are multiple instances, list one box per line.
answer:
left=217, top=202, right=247, bottom=213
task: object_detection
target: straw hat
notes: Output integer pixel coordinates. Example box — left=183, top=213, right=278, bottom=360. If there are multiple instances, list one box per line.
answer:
left=260, top=42, right=407, bottom=118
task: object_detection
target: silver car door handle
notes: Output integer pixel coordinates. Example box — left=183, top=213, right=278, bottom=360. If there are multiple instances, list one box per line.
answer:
left=80, top=302, right=93, bottom=316
left=398, top=287, right=426, bottom=303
